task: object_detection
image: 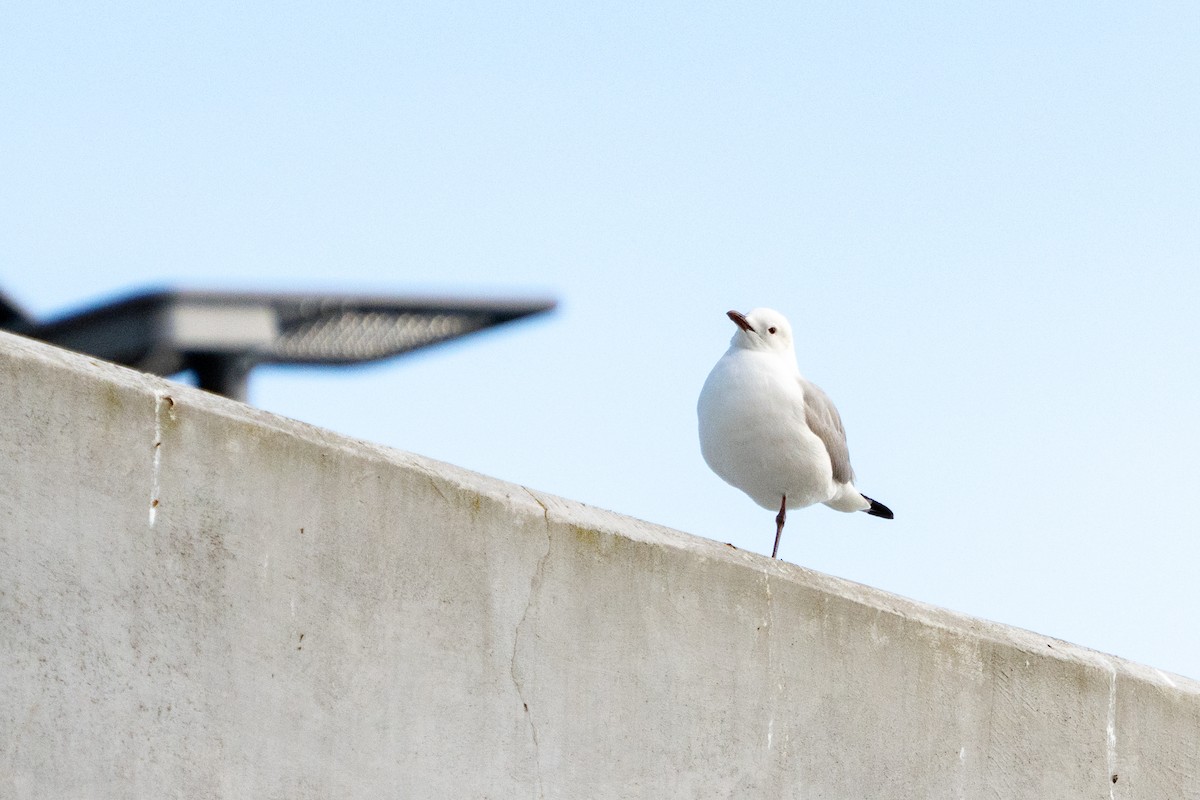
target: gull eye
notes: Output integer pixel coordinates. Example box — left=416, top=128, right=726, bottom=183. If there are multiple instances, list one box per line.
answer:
left=768, top=327, right=777, bottom=334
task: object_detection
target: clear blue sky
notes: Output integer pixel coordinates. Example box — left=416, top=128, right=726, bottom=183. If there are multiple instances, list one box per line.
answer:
left=3, top=3, right=1198, bottom=679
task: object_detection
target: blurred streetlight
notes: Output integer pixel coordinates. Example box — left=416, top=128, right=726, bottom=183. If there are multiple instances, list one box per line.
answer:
left=0, top=288, right=556, bottom=402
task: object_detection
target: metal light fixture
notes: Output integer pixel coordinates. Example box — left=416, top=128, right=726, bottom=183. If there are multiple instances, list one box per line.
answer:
left=1, top=288, right=556, bottom=401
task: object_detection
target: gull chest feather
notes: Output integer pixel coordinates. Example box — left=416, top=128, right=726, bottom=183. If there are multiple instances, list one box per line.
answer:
left=698, top=350, right=834, bottom=510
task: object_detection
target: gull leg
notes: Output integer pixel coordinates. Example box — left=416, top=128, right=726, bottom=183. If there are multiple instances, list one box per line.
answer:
left=772, top=495, right=786, bottom=559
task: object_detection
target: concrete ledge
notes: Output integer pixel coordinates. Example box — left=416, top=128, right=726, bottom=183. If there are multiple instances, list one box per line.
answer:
left=2, top=330, right=1198, bottom=798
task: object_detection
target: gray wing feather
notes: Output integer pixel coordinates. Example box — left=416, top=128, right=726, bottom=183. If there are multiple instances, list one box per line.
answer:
left=800, top=378, right=854, bottom=485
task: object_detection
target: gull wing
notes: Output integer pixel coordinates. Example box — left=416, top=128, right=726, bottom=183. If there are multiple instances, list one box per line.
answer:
left=800, top=377, right=854, bottom=485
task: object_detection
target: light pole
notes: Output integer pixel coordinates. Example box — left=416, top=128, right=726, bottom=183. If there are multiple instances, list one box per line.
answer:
left=1, top=288, right=556, bottom=402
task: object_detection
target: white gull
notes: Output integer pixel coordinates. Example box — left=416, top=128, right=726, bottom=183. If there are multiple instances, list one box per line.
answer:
left=698, top=308, right=893, bottom=558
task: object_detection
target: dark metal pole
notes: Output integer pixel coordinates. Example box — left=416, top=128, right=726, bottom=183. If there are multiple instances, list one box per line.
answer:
left=188, top=354, right=253, bottom=402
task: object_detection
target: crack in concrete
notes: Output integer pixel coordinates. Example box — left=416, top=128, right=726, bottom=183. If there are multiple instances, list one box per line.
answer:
left=762, top=569, right=777, bottom=754
left=148, top=391, right=172, bottom=527
left=1106, top=661, right=1118, bottom=799
left=424, top=474, right=449, bottom=504
left=525, top=487, right=550, bottom=524
left=511, top=487, right=553, bottom=798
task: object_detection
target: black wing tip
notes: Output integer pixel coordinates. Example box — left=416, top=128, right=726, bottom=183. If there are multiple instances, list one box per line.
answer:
left=862, top=495, right=894, bottom=520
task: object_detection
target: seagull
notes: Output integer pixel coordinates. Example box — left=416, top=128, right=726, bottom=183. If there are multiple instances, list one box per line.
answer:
left=697, top=308, right=892, bottom=558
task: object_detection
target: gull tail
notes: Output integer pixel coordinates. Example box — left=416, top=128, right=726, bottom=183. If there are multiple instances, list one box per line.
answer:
left=861, top=495, right=894, bottom=520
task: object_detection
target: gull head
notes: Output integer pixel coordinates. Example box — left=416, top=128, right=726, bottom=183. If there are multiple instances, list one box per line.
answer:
left=726, top=308, right=795, bottom=355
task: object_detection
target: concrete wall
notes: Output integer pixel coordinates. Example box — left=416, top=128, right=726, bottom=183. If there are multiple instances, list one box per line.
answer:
left=1, top=329, right=1198, bottom=799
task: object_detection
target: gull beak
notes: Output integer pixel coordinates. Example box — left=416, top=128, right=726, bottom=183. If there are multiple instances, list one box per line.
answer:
left=727, top=310, right=754, bottom=332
